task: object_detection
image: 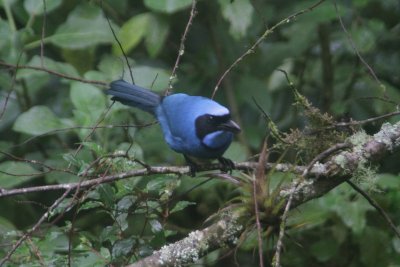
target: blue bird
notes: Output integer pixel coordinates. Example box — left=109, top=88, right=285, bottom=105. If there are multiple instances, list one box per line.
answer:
left=106, top=80, right=241, bottom=176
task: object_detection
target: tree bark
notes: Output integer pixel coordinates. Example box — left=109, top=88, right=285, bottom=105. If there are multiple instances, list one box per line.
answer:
left=129, top=121, right=400, bottom=267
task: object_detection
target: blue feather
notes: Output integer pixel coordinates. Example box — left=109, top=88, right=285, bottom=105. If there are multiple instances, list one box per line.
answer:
left=105, top=80, right=160, bottom=114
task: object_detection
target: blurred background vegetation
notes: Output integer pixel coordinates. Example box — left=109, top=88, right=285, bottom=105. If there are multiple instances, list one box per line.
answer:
left=0, top=0, right=399, bottom=266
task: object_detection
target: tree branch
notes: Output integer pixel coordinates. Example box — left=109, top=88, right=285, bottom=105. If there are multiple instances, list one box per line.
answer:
left=0, top=61, right=107, bottom=87
left=0, top=162, right=305, bottom=198
left=126, top=211, right=242, bottom=267
left=130, top=121, right=400, bottom=266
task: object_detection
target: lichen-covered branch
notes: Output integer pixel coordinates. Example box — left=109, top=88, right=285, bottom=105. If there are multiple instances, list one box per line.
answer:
left=130, top=121, right=400, bottom=267
left=127, top=212, right=242, bottom=267
left=287, top=122, right=400, bottom=208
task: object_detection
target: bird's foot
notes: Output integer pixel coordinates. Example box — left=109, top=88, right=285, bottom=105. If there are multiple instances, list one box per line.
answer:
left=184, top=155, right=199, bottom=177
left=218, top=157, right=235, bottom=174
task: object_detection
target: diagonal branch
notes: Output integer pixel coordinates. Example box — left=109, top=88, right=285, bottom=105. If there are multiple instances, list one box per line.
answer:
left=167, top=0, right=197, bottom=94
left=130, top=121, right=400, bottom=267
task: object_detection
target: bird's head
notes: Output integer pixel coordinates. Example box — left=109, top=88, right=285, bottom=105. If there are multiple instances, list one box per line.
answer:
left=195, top=113, right=241, bottom=140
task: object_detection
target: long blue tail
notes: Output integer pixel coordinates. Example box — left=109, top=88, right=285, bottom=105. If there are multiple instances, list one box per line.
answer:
left=105, top=80, right=161, bottom=115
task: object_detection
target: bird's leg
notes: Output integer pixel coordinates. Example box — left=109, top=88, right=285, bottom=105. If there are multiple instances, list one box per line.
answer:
left=184, top=155, right=199, bottom=177
left=217, top=157, right=235, bottom=174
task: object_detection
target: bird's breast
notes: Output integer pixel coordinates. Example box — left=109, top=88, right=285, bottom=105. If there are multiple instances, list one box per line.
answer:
left=202, top=131, right=233, bottom=150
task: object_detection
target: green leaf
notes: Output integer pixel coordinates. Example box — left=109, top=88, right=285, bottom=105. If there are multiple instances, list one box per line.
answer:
left=24, top=0, right=62, bottom=15
left=117, top=142, right=144, bottom=161
left=144, top=0, right=192, bottom=14
left=112, top=238, right=136, bottom=259
left=170, top=201, right=196, bottom=214
left=80, top=142, right=106, bottom=156
left=333, top=198, right=372, bottom=235
left=0, top=216, right=16, bottom=233
left=113, top=13, right=150, bottom=55
left=292, top=2, right=338, bottom=24
left=310, top=238, right=339, bottom=262
left=138, top=245, right=153, bottom=257
left=268, top=60, right=294, bottom=92
left=70, top=81, right=106, bottom=119
left=353, top=0, right=370, bottom=7
left=145, top=15, right=170, bottom=57
left=0, top=141, right=12, bottom=160
left=0, top=19, right=12, bottom=54
left=0, top=161, right=39, bottom=188
left=78, top=201, right=103, bottom=212
left=62, top=152, right=84, bottom=169
left=39, top=229, right=69, bottom=253
left=224, top=141, right=249, bottom=162
left=47, top=3, right=116, bottom=49
left=359, top=226, right=390, bottom=267
left=117, top=195, right=137, bottom=211
left=49, top=198, right=75, bottom=219
left=17, top=55, right=79, bottom=80
left=350, top=27, right=376, bottom=53
left=128, top=65, right=171, bottom=92
left=287, top=201, right=331, bottom=229
left=149, top=219, right=163, bottom=233
left=146, top=177, right=168, bottom=192
left=44, top=158, right=79, bottom=184
left=218, top=0, right=254, bottom=39
left=100, top=225, right=119, bottom=244
left=393, top=237, right=400, bottom=253
left=0, top=0, right=17, bottom=7
left=73, top=251, right=108, bottom=266
left=13, top=105, right=63, bottom=135
left=62, top=48, right=95, bottom=74
left=98, top=55, right=127, bottom=80
left=150, top=231, right=166, bottom=247
left=116, top=213, right=128, bottom=231
left=376, top=173, right=400, bottom=189
left=97, top=184, right=115, bottom=209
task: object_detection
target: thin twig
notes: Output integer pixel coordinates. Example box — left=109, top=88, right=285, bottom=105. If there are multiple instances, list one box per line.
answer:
left=302, top=143, right=351, bottom=176
left=0, top=189, right=71, bottom=266
left=11, top=122, right=156, bottom=148
left=346, top=180, right=400, bottom=239
left=26, top=236, right=46, bottom=267
left=273, top=181, right=299, bottom=267
left=274, top=142, right=351, bottom=267
left=68, top=162, right=112, bottom=267
left=254, top=141, right=268, bottom=267
left=212, top=0, right=326, bottom=98
left=307, top=110, right=400, bottom=134
left=103, top=2, right=134, bottom=84
left=333, top=111, right=400, bottom=128
left=40, top=0, right=46, bottom=67
left=0, top=61, right=107, bottom=86
left=0, top=53, right=23, bottom=121
left=71, top=102, right=114, bottom=159
left=0, top=162, right=306, bottom=198
left=333, top=1, right=384, bottom=93
left=0, top=150, right=75, bottom=175
left=167, top=0, right=197, bottom=95
left=358, top=96, right=398, bottom=106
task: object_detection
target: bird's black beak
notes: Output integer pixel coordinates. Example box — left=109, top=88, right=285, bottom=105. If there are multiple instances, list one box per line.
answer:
left=218, top=119, right=241, bottom=134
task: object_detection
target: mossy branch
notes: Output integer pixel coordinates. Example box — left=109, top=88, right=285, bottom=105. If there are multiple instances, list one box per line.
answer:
left=127, top=121, right=400, bottom=267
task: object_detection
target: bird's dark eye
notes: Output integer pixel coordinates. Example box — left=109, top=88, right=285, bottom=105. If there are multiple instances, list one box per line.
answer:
left=208, top=115, right=214, bottom=121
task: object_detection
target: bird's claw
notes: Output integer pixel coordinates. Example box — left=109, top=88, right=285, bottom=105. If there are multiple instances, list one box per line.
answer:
left=218, top=157, right=235, bottom=174
left=184, top=155, right=199, bottom=177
